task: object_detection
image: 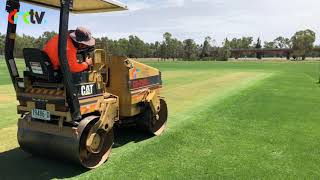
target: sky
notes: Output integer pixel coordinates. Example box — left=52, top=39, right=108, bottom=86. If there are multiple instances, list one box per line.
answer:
left=0, top=0, right=319, bottom=45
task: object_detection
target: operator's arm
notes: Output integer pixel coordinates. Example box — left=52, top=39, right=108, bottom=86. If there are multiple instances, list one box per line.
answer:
left=67, top=48, right=89, bottom=73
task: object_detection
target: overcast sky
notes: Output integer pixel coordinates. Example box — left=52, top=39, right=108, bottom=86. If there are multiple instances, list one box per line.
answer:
left=0, top=0, right=319, bottom=45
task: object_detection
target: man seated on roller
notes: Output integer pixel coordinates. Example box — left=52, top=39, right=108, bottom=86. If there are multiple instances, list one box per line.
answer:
left=43, top=27, right=95, bottom=73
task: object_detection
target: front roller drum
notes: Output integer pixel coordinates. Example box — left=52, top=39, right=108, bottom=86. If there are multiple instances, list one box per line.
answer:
left=17, top=116, right=113, bottom=169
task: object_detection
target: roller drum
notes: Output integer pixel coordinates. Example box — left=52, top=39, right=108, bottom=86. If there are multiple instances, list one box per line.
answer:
left=17, top=115, right=113, bottom=169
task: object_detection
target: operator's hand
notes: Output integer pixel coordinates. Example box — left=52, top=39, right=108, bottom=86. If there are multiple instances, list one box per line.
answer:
left=85, top=57, right=93, bottom=66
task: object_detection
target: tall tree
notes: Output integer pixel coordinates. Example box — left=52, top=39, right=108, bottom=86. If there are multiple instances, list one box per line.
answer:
left=255, top=38, right=262, bottom=59
left=183, top=39, right=197, bottom=60
left=228, top=37, right=253, bottom=49
left=154, top=41, right=161, bottom=59
left=291, top=29, right=316, bottom=60
left=171, top=38, right=183, bottom=60
left=217, top=39, right=231, bottom=61
left=200, top=36, right=212, bottom=59
left=117, top=38, right=129, bottom=56
left=163, top=32, right=174, bottom=59
left=127, top=35, right=146, bottom=58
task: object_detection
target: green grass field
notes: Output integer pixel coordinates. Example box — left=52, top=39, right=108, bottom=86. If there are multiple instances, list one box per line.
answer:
left=1, top=60, right=320, bottom=179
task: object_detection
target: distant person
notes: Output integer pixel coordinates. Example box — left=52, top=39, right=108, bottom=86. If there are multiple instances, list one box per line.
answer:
left=43, top=27, right=95, bottom=73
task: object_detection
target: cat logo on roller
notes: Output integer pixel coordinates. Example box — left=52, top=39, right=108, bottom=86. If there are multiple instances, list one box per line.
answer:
left=81, top=84, right=94, bottom=96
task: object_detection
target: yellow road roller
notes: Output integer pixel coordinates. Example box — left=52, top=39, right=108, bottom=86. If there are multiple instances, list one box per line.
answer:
left=4, top=0, right=168, bottom=169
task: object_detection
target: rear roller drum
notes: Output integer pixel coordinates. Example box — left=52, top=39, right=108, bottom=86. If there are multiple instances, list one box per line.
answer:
left=139, top=99, right=168, bottom=136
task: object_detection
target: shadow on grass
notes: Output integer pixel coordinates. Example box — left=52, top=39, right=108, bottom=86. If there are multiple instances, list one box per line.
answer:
left=0, top=128, right=152, bottom=180
left=113, top=126, right=153, bottom=148
left=0, top=148, right=87, bottom=180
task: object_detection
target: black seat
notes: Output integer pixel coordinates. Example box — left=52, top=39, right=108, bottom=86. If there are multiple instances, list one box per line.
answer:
left=23, top=48, right=61, bottom=82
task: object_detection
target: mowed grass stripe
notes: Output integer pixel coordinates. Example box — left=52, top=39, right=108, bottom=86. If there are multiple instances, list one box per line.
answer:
left=163, top=72, right=271, bottom=116
left=0, top=85, right=19, bottom=129
left=162, top=70, right=238, bottom=87
left=0, top=60, right=25, bottom=86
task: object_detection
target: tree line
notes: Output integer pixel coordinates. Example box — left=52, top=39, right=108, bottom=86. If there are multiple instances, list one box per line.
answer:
left=0, top=29, right=319, bottom=60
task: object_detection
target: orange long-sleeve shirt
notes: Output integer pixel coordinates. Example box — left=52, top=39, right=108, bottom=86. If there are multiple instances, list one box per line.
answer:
left=43, top=35, right=88, bottom=73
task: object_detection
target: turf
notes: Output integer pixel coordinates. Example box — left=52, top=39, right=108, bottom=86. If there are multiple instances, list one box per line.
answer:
left=0, top=60, right=320, bottom=179
left=0, top=60, right=24, bottom=128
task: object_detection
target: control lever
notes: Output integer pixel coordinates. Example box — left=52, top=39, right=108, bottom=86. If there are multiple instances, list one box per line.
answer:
left=77, top=47, right=95, bottom=71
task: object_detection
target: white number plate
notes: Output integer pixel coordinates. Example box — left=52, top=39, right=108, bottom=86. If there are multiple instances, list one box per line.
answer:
left=32, top=109, right=51, bottom=121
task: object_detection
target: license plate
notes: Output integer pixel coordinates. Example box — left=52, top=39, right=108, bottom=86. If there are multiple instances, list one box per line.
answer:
left=32, top=109, right=51, bottom=121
